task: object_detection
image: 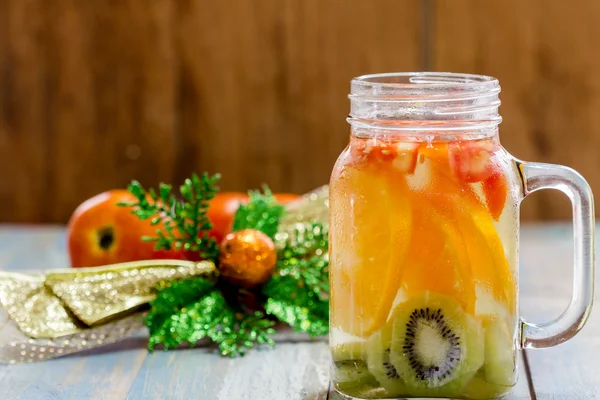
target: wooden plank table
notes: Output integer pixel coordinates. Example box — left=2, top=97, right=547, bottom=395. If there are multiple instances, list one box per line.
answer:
left=0, top=223, right=597, bottom=399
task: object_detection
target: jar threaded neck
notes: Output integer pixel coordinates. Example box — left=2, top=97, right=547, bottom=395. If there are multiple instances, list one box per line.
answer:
left=348, top=72, right=501, bottom=133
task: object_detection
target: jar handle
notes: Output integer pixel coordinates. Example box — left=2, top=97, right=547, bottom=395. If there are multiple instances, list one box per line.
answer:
left=518, top=162, right=595, bottom=349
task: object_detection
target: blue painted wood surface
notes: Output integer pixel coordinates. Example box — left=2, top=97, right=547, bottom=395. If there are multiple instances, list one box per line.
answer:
left=0, top=226, right=330, bottom=400
left=0, top=224, right=598, bottom=399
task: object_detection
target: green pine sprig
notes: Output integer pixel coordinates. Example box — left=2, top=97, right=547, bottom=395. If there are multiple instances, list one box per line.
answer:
left=118, top=172, right=221, bottom=262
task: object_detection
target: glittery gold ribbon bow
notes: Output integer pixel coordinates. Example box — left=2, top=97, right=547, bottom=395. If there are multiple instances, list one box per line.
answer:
left=0, top=186, right=329, bottom=363
left=0, top=260, right=217, bottom=363
left=0, top=260, right=217, bottom=339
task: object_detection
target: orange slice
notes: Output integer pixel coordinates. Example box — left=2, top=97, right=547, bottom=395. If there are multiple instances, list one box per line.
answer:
left=401, top=193, right=476, bottom=313
left=419, top=145, right=516, bottom=311
left=329, top=162, right=412, bottom=337
left=464, top=204, right=516, bottom=312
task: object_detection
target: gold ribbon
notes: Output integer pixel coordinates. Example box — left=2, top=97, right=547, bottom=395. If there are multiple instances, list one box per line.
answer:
left=0, top=260, right=217, bottom=339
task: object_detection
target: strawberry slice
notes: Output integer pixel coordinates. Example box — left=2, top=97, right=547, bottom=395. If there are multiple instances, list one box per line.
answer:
left=354, top=139, right=419, bottom=173
left=350, top=138, right=370, bottom=160
left=483, top=171, right=508, bottom=221
left=370, top=141, right=396, bottom=162
left=449, top=140, right=496, bottom=183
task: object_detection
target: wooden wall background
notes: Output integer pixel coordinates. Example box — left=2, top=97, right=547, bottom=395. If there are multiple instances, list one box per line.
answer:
left=1, top=0, right=599, bottom=223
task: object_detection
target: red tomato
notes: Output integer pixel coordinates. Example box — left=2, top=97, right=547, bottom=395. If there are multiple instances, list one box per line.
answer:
left=206, top=192, right=301, bottom=244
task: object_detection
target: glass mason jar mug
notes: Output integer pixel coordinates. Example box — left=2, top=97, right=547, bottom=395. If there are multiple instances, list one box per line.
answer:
left=329, top=73, right=595, bottom=399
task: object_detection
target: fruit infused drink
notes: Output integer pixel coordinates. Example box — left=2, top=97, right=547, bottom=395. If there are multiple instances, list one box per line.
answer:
left=330, top=132, right=518, bottom=399
left=329, top=73, right=530, bottom=400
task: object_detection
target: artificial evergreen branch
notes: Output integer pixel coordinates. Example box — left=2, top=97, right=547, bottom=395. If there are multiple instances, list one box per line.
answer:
left=262, top=222, right=330, bottom=336
left=122, top=172, right=330, bottom=356
left=119, top=172, right=221, bottom=262
left=263, top=281, right=329, bottom=337
left=146, top=277, right=216, bottom=339
left=208, top=307, right=276, bottom=357
left=276, top=222, right=329, bottom=298
left=148, top=289, right=226, bottom=351
left=147, top=285, right=275, bottom=356
left=232, top=187, right=285, bottom=240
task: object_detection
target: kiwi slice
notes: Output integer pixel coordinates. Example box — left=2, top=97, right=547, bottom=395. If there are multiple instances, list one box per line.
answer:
left=332, top=341, right=366, bottom=362
left=365, top=322, right=407, bottom=396
left=331, top=341, right=381, bottom=397
left=332, top=360, right=379, bottom=390
left=462, top=374, right=512, bottom=399
left=482, top=318, right=515, bottom=386
left=333, top=378, right=387, bottom=399
left=389, top=291, right=484, bottom=397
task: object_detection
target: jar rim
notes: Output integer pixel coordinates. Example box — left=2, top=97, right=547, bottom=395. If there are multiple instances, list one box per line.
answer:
left=351, top=72, right=499, bottom=90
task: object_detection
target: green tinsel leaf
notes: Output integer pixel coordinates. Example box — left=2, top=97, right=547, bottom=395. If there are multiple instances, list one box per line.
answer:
left=146, top=284, right=276, bottom=356
left=146, top=277, right=216, bottom=337
left=275, top=256, right=330, bottom=300
left=276, top=222, right=329, bottom=298
left=263, top=282, right=329, bottom=336
left=209, top=310, right=276, bottom=357
left=147, top=289, right=226, bottom=351
left=279, top=222, right=328, bottom=257
left=262, top=222, right=330, bottom=336
left=231, top=186, right=285, bottom=240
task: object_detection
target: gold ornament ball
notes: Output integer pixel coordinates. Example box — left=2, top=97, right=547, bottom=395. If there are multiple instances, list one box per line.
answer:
left=218, top=229, right=277, bottom=289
